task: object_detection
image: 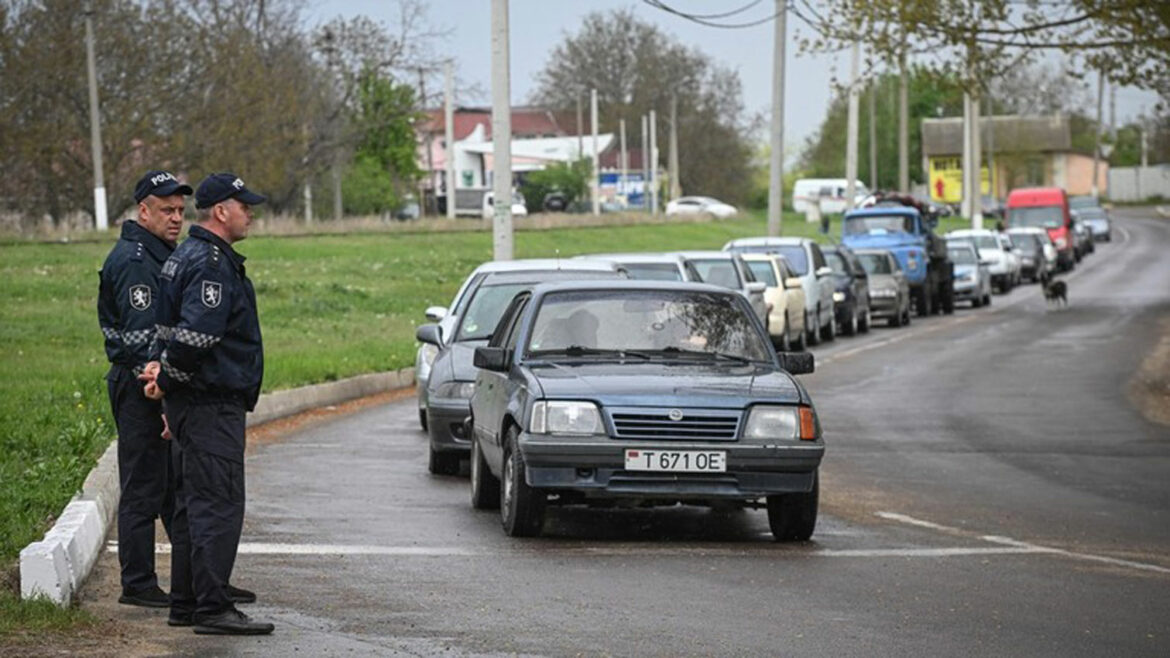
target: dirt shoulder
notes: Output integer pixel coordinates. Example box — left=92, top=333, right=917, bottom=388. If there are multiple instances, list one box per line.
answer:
left=1128, top=316, right=1170, bottom=427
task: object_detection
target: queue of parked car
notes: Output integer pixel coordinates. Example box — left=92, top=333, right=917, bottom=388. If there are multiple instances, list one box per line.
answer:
left=409, top=184, right=1112, bottom=543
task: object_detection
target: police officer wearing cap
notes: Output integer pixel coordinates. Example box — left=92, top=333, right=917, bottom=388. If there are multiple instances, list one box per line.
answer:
left=98, top=170, right=191, bottom=608
left=142, top=172, right=273, bottom=635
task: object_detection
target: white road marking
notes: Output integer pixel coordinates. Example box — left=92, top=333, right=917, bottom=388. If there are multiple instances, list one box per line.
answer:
left=877, top=512, right=1170, bottom=576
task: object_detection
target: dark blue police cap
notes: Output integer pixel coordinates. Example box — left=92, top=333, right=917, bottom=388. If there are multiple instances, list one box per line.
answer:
left=134, top=170, right=193, bottom=203
left=195, top=173, right=268, bottom=209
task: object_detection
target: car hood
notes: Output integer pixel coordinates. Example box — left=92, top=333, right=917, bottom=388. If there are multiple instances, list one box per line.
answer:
left=954, top=264, right=978, bottom=277
left=529, top=361, right=803, bottom=407
left=868, top=273, right=899, bottom=290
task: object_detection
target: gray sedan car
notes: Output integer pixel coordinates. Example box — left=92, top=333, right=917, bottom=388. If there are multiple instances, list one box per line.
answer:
left=854, top=249, right=911, bottom=327
left=416, top=269, right=625, bottom=475
left=467, top=280, right=823, bottom=540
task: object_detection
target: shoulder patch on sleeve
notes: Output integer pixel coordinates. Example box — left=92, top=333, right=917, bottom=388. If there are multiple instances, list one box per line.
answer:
left=129, top=284, right=152, bottom=311
left=201, top=280, right=223, bottom=308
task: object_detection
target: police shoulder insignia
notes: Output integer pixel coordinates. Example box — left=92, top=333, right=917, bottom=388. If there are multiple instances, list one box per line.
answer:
left=162, top=259, right=179, bottom=279
left=129, top=284, right=151, bottom=311
left=201, top=280, right=223, bottom=309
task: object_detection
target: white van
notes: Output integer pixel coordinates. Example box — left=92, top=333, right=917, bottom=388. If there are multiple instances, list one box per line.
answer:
left=481, top=191, right=529, bottom=220
left=793, top=178, right=871, bottom=215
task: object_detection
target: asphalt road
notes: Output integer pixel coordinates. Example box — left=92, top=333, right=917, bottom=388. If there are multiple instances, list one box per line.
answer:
left=101, top=209, right=1170, bottom=657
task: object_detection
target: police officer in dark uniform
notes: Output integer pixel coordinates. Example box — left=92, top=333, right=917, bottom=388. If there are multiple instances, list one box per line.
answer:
left=143, top=172, right=273, bottom=635
left=98, top=170, right=191, bottom=607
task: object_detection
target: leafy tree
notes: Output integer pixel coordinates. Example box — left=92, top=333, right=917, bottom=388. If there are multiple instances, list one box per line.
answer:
left=519, top=159, right=591, bottom=213
left=341, top=68, right=421, bottom=215
left=530, top=9, right=754, bottom=205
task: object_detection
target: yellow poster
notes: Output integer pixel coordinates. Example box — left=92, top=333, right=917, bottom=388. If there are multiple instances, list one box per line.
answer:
left=928, top=157, right=992, bottom=203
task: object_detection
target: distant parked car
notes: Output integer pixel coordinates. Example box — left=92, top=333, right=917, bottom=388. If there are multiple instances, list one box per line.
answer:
left=665, top=196, right=738, bottom=219
left=482, top=191, right=529, bottom=220
left=672, top=251, right=768, bottom=327
left=822, top=245, right=871, bottom=336
left=854, top=249, right=911, bottom=327
left=1004, top=231, right=1049, bottom=284
left=980, top=195, right=1005, bottom=220
left=946, top=240, right=992, bottom=308
left=946, top=228, right=1020, bottom=293
left=723, top=237, right=837, bottom=346
left=1006, top=227, right=1057, bottom=279
left=414, top=258, right=624, bottom=434
left=1075, top=207, right=1112, bottom=242
left=467, top=280, right=822, bottom=540
left=1070, top=213, right=1094, bottom=260
left=578, top=252, right=701, bottom=282
left=740, top=253, right=808, bottom=351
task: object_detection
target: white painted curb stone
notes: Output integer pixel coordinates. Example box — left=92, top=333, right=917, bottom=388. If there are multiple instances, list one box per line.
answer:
left=19, top=366, right=415, bottom=605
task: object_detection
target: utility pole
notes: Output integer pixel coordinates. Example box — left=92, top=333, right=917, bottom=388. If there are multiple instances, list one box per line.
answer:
left=986, top=95, right=996, bottom=201
left=641, top=114, right=649, bottom=210
left=445, top=60, right=456, bottom=219
left=961, top=91, right=972, bottom=220
left=971, top=84, right=982, bottom=229
left=1109, top=80, right=1116, bottom=139
left=1092, top=69, right=1104, bottom=198
left=322, top=29, right=343, bottom=222
left=576, top=95, right=584, bottom=159
left=418, top=68, right=433, bottom=217
left=668, top=95, right=681, bottom=203
left=845, top=39, right=860, bottom=212
left=619, top=118, right=627, bottom=207
left=591, top=88, right=600, bottom=215
left=649, top=109, right=659, bottom=215
left=490, top=0, right=513, bottom=260
left=83, top=1, right=108, bottom=230
left=898, top=51, right=909, bottom=193
left=868, top=81, right=878, bottom=190
left=767, top=0, right=786, bottom=236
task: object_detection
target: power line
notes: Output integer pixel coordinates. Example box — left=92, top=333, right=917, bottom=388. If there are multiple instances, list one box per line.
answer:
left=642, top=0, right=782, bottom=29
left=663, top=0, right=764, bottom=20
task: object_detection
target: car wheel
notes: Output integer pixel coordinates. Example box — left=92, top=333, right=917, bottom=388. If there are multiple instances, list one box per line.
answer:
left=889, top=306, right=903, bottom=327
left=984, top=290, right=992, bottom=306
left=419, top=408, right=428, bottom=432
left=766, top=470, right=818, bottom=542
left=972, top=293, right=983, bottom=308
left=428, top=445, right=460, bottom=476
left=843, top=306, right=857, bottom=336
left=500, top=426, right=545, bottom=537
left=806, top=310, right=820, bottom=346
left=470, top=437, right=500, bottom=510
left=822, top=308, right=836, bottom=342
left=778, top=313, right=792, bottom=352
left=858, top=307, right=871, bottom=333
left=903, top=305, right=911, bottom=326
left=791, top=316, right=806, bottom=351
left=915, top=288, right=930, bottom=317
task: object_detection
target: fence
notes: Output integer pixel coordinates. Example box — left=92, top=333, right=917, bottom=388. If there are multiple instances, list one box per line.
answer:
left=1108, top=166, right=1170, bottom=202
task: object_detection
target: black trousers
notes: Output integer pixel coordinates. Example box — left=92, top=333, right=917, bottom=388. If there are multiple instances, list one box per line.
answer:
left=107, top=365, right=174, bottom=594
left=166, top=394, right=247, bottom=618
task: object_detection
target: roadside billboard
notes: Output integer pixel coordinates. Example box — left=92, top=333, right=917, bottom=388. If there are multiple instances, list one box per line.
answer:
left=929, top=156, right=993, bottom=203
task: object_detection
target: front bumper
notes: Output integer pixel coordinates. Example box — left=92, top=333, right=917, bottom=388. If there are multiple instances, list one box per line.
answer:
left=868, top=295, right=899, bottom=318
left=518, top=432, right=823, bottom=499
left=953, top=280, right=979, bottom=301
left=427, top=398, right=473, bottom=452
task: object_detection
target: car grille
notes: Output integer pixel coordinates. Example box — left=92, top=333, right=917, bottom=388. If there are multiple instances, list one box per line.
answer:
left=607, top=407, right=741, bottom=441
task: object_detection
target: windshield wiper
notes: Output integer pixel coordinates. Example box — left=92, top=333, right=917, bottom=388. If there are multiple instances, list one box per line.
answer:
left=657, top=347, right=754, bottom=364
left=533, top=346, right=652, bottom=360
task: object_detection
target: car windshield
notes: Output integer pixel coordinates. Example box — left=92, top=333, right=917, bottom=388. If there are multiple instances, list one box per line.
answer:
left=764, top=246, right=808, bottom=275
left=857, top=253, right=892, bottom=274
left=844, top=214, right=912, bottom=235
left=527, top=290, right=772, bottom=362
left=972, top=236, right=999, bottom=250
left=455, top=283, right=531, bottom=341
left=690, top=259, right=742, bottom=289
left=948, top=247, right=976, bottom=265
left=745, top=261, right=777, bottom=286
left=622, top=263, right=683, bottom=281
left=824, top=251, right=849, bottom=274
left=1078, top=209, right=1106, bottom=220
left=1009, top=234, right=1038, bottom=251
left=1009, top=206, right=1063, bottom=228
left=1069, top=196, right=1097, bottom=209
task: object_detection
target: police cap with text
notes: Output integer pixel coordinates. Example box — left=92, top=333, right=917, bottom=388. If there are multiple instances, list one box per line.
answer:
left=133, top=170, right=193, bottom=203
left=194, top=173, right=268, bottom=209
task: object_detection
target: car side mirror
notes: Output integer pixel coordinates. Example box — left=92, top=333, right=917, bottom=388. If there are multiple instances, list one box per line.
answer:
left=746, top=281, right=766, bottom=294
left=425, top=305, right=448, bottom=322
left=778, top=351, right=814, bottom=375
left=815, top=266, right=833, bottom=278
left=416, top=323, right=442, bottom=346
left=473, top=346, right=511, bottom=372
left=784, top=277, right=804, bottom=289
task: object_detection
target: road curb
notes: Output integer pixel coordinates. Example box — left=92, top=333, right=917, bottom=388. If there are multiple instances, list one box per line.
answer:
left=19, top=366, right=415, bottom=606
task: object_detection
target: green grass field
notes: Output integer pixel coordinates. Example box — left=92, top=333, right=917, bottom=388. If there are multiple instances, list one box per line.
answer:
left=0, top=208, right=970, bottom=615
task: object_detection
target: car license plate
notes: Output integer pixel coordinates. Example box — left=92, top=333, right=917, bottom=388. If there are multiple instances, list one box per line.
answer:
left=624, top=449, right=726, bottom=473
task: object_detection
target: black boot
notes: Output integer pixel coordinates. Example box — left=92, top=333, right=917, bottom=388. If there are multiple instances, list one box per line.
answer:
left=192, top=608, right=274, bottom=635
left=226, top=583, right=257, bottom=604
left=119, top=586, right=169, bottom=608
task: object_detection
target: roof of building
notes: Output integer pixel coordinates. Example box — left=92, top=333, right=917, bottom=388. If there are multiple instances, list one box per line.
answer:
left=921, top=114, right=1071, bottom=156
left=421, top=106, right=591, bottom=141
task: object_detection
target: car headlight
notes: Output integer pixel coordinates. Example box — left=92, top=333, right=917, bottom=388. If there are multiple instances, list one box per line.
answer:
left=434, top=381, right=476, bottom=399
left=832, top=291, right=846, bottom=302
left=530, top=400, right=602, bottom=435
left=420, top=343, right=439, bottom=367
left=743, top=405, right=817, bottom=441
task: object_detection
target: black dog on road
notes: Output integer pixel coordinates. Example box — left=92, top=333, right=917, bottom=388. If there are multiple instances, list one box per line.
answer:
left=1044, top=278, right=1068, bottom=307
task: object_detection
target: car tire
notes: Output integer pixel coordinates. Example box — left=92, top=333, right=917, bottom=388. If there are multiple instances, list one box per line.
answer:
left=791, top=316, right=806, bottom=351
left=806, top=310, right=820, bottom=346
left=822, top=308, right=836, bottom=342
left=500, top=426, right=545, bottom=537
left=858, top=307, right=871, bottom=333
left=915, top=288, right=930, bottom=317
left=973, top=293, right=983, bottom=308
left=903, top=305, right=911, bottom=326
left=778, top=313, right=792, bottom=352
left=842, top=306, right=857, bottom=336
left=470, top=437, right=500, bottom=510
left=984, top=290, right=992, bottom=306
left=890, top=307, right=903, bottom=327
left=766, top=470, right=818, bottom=542
left=428, top=445, right=460, bottom=476
left=419, top=408, right=428, bottom=432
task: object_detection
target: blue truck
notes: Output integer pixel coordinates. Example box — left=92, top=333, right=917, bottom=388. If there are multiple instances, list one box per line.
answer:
left=841, top=199, right=954, bottom=316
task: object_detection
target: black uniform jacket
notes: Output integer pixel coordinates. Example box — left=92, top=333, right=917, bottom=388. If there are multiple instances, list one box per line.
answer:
left=98, top=220, right=174, bottom=375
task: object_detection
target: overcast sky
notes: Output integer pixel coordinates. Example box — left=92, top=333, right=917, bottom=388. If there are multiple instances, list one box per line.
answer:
left=310, top=0, right=1160, bottom=155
